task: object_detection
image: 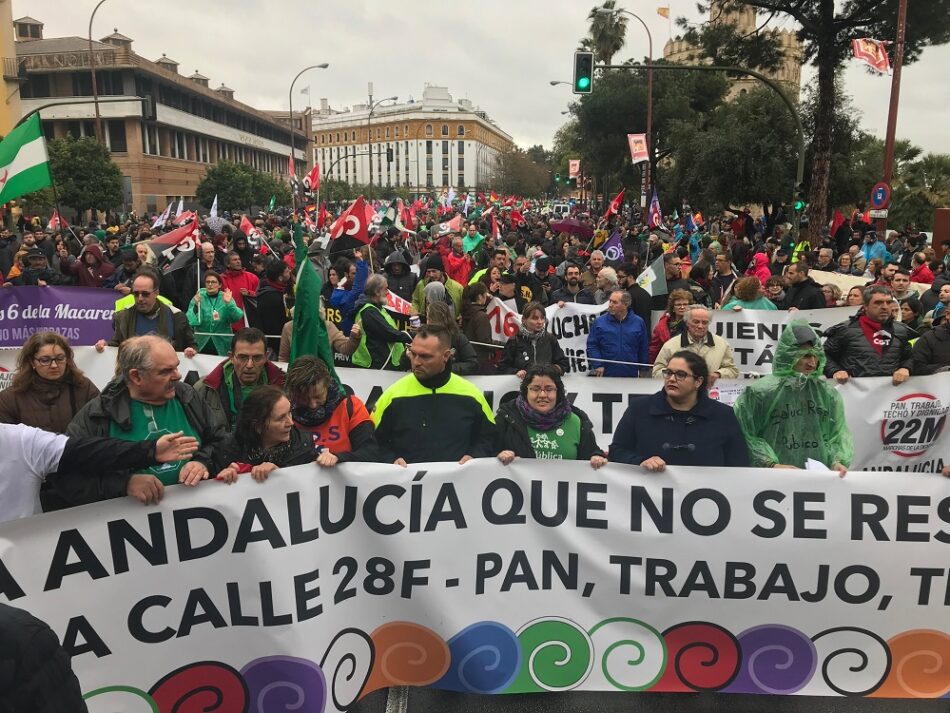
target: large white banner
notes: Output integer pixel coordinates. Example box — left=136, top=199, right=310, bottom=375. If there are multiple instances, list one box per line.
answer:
left=0, top=349, right=944, bottom=473
left=2, top=461, right=950, bottom=710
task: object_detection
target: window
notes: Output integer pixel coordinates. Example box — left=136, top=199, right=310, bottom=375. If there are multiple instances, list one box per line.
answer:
left=457, top=141, right=464, bottom=155
left=457, top=124, right=465, bottom=137
left=21, top=74, right=50, bottom=99
left=425, top=124, right=433, bottom=137
left=441, top=124, right=449, bottom=137
left=442, top=140, right=449, bottom=154
left=376, top=128, right=381, bottom=139
left=394, top=126, right=400, bottom=138
left=442, top=157, right=449, bottom=171
left=336, top=132, right=341, bottom=142
left=405, top=124, right=409, bottom=135
left=426, top=157, right=433, bottom=171
left=426, top=141, right=432, bottom=155
left=321, top=134, right=325, bottom=144
left=442, top=173, right=449, bottom=186
left=458, top=157, right=464, bottom=172
left=107, top=120, right=127, bottom=152
left=385, top=127, right=390, bottom=138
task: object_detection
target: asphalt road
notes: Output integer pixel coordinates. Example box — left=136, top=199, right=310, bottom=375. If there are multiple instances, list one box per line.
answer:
left=350, top=689, right=950, bottom=713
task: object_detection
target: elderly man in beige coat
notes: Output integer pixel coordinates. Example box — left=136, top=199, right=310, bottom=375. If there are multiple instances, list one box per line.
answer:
left=653, top=305, right=739, bottom=386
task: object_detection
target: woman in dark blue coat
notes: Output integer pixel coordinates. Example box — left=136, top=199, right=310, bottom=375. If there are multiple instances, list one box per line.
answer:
left=608, top=350, right=749, bottom=470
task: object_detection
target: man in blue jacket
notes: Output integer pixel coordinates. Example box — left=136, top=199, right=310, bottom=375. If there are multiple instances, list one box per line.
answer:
left=586, top=290, right=649, bottom=377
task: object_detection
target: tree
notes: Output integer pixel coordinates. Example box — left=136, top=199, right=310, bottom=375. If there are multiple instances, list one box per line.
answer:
left=583, top=0, right=628, bottom=64
left=250, top=171, right=291, bottom=209
left=567, top=63, right=729, bottom=205
left=495, top=148, right=550, bottom=197
left=682, top=0, right=950, bottom=227
left=30, top=135, right=123, bottom=214
left=196, top=160, right=292, bottom=212
left=664, top=87, right=797, bottom=219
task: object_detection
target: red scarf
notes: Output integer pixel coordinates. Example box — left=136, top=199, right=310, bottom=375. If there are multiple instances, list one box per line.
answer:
left=264, top=278, right=287, bottom=294
left=858, top=315, right=889, bottom=355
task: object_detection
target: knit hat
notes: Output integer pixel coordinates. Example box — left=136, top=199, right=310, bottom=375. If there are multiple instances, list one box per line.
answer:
left=423, top=253, right=444, bottom=274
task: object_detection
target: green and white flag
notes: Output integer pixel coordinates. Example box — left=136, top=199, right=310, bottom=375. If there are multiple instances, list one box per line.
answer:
left=0, top=113, right=52, bottom=203
left=637, top=254, right=668, bottom=297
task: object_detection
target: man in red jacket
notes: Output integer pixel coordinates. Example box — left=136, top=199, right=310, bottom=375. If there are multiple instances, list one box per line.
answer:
left=220, top=251, right=259, bottom=331
left=910, top=251, right=935, bottom=285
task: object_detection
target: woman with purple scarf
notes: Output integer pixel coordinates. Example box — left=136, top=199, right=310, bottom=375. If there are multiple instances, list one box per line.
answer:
left=494, top=364, right=607, bottom=469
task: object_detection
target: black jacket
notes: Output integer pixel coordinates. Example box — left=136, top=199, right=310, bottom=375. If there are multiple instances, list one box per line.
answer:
left=823, top=315, right=915, bottom=378
left=254, top=282, right=289, bottom=355
left=495, top=401, right=604, bottom=460
left=782, top=276, right=826, bottom=311
left=214, top=426, right=316, bottom=472
left=909, top=322, right=950, bottom=375
left=62, top=381, right=226, bottom=506
left=500, top=332, right=569, bottom=375
left=608, top=390, right=750, bottom=467
left=0, top=604, right=87, bottom=713
left=625, top=284, right=653, bottom=330
left=549, top=285, right=595, bottom=305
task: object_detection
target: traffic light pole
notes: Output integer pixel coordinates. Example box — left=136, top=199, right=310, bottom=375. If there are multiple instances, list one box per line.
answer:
left=598, top=62, right=805, bottom=239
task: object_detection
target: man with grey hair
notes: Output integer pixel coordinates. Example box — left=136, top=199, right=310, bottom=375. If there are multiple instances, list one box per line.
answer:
left=815, top=247, right=835, bottom=272
left=352, top=274, right=413, bottom=369
left=587, top=289, right=649, bottom=377
left=581, top=249, right=605, bottom=290
left=63, top=335, right=225, bottom=507
left=593, top=266, right=620, bottom=305
left=653, top=304, right=739, bottom=385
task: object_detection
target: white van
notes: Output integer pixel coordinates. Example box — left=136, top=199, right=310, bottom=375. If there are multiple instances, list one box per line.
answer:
left=551, top=203, right=571, bottom=218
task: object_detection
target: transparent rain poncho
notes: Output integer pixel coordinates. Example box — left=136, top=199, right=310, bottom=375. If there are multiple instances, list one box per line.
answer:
left=734, top=321, right=854, bottom=469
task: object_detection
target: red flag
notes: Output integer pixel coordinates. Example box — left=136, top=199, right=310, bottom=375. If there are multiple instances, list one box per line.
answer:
left=288, top=153, right=296, bottom=178
left=503, top=195, right=516, bottom=207
left=852, top=38, right=890, bottom=73
left=489, top=191, right=499, bottom=203
left=830, top=210, right=846, bottom=239
left=329, top=196, right=371, bottom=245
left=437, top=214, right=462, bottom=236
left=491, top=213, right=500, bottom=240
left=606, top=189, right=625, bottom=218
left=173, top=210, right=196, bottom=226
left=317, top=202, right=328, bottom=229
left=510, top=209, right=525, bottom=227
left=47, top=209, right=68, bottom=232
left=146, top=219, right=202, bottom=272
left=305, top=163, right=320, bottom=193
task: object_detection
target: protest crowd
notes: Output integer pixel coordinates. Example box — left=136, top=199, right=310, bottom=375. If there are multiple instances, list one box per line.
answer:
left=0, top=190, right=948, bottom=709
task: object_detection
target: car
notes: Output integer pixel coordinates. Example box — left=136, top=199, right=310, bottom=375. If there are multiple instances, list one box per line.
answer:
left=551, top=203, right=571, bottom=218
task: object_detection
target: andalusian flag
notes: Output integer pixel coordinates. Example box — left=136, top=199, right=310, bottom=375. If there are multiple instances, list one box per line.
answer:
left=289, top=223, right=340, bottom=385
left=0, top=114, right=52, bottom=203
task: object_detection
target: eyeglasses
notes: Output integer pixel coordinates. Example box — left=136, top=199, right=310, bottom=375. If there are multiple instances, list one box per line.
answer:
left=527, top=386, right=557, bottom=395
left=34, top=355, right=67, bottom=366
left=661, top=369, right=695, bottom=381
left=132, top=290, right=155, bottom=298
left=233, top=354, right=267, bottom=364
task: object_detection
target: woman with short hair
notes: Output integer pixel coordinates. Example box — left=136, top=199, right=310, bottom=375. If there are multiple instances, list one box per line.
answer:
left=495, top=365, right=606, bottom=469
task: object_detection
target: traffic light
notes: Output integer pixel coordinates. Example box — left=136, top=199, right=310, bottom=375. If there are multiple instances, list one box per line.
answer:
left=386, top=147, right=394, bottom=163
left=555, top=173, right=560, bottom=183
left=573, top=51, right=594, bottom=94
left=793, top=183, right=807, bottom=212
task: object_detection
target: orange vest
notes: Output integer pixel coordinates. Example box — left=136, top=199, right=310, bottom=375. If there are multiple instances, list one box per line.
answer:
left=296, top=396, right=371, bottom=455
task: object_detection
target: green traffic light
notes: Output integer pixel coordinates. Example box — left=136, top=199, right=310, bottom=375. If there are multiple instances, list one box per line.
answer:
left=577, top=77, right=591, bottom=90
left=794, top=200, right=806, bottom=211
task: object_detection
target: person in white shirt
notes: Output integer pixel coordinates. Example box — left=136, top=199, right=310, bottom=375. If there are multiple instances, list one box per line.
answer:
left=0, top=423, right=197, bottom=524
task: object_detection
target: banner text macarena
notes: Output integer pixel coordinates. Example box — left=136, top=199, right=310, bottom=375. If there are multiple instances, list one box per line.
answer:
left=2, top=462, right=950, bottom=710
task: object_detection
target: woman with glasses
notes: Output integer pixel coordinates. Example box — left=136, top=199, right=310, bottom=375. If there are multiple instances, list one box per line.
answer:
left=609, top=350, right=749, bottom=470
left=187, top=270, right=244, bottom=356
left=0, top=332, right=99, bottom=434
left=495, top=364, right=606, bottom=469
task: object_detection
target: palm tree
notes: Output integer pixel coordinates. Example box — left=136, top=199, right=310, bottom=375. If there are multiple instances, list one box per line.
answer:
left=585, top=1, right=628, bottom=64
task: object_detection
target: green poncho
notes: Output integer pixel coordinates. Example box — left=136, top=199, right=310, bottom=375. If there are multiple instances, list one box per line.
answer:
left=734, top=321, right=854, bottom=469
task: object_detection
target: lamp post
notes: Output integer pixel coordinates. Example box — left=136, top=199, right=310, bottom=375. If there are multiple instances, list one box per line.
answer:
left=288, top=64, right=328, bottom=177
left=366, top=95, right=397, bottom=195
left=549, top=80, right=571, bottom=87
left=597, top=5, right=653, bottom=206
left=87, top=0, right=110, bottom=143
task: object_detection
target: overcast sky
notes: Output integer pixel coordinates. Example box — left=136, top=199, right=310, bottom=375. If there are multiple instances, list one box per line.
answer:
left=15, top=0, right=950, bottom=156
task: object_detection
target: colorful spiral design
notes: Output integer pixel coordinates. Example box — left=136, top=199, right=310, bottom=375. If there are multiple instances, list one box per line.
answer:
left=655, top=621, right=741, bottom=692
left=241, top=656, right=325, bottom=713
left=811, top=627, right=891, bottom=696
left=83, top=685, right=158, bottom=713
left=587, top=617, right=667, bottom=691
left=320, top=628, right=375, bottom=710
left=725, top=625, right=816, bottom=695
left=148, top=661, right=248, bottom=713
left=122, top=620, right=950, bottom=704
left=871, top=630, right=950, bottom=698
left=433, top=621, right=521, bottom=694
left=360, top=621, right=451, bottom=695
left=507, top=617, right=594, bottom=693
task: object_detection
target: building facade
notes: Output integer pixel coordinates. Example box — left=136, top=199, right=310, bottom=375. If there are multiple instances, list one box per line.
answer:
left=663, top=1, right=803, bottom=100
left=312, top=85, right=513, bottom=194
left=13, top=17, right=306, bottom=214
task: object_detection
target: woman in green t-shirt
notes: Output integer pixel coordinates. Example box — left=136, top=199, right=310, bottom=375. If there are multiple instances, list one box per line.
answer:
left=495, top=365, right=606, bottom=468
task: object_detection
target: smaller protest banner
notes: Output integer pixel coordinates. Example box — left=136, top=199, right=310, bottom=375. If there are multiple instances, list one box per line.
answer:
left=0, top=286, right=115, bottom=346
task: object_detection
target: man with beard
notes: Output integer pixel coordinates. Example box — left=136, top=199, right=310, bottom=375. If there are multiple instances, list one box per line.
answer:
left=549, top=263, right=595, bottom=305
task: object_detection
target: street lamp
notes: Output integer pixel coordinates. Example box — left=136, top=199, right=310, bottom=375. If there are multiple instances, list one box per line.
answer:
left=288, top=63, right=329, bottom=182
left=597, top=5, right=653, bottom=204
left=366, top=95, right=397, bottom=193
left=549, top=80, right=571, bottom=87
left=87, top=0, right=110, bottom=143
